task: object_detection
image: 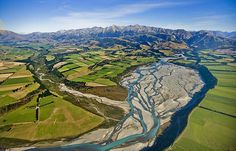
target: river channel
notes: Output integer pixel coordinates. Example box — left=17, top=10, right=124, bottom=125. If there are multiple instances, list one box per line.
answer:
left=27, top=58, right=214, bottom=151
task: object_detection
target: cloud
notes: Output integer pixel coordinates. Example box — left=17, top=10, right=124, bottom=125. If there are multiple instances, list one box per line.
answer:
left=66, top=2, right=186, bottom=19
left=50, top=1, right=190, bottom=30
left=193, top=13, right=236, bottom=21
left=189, top=13, right=236, bottom=31
left=158, top=13, right=236, bottom=32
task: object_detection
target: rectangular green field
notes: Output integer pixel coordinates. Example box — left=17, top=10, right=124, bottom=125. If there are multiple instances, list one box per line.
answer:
left=171, top=54, right=236, bottom=151
left=0, top=95, right=18, bottom=107
left=1, top=77, right=34, bottom=85
left=0, top=95, right=104, bottom=140
left=58, top=51, right=155, bottom=86
left=171, top=108, right=236, bottom=151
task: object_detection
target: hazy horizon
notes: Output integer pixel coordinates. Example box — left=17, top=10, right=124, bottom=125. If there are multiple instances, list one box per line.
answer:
left=2, top=24, right=236, bottom=35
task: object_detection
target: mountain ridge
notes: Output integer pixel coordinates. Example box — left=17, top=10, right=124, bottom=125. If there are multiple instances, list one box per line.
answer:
left=1, top=25, right=236, bottom=50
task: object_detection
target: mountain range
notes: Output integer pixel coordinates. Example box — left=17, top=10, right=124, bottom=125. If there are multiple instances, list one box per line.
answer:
left=0, top=25, right=236, bottom=50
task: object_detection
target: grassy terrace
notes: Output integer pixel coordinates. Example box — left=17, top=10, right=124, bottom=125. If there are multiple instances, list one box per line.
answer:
left=0, top=45, right=106, bottom=147
left=55, top=50, right=155, bottom=87
left=0, top=62, right=40, bottom=107
left=51, top=49, right=156, bottom=101
left=171, top=50, right=236, bottom=151
left=0, top=45, right=34, bottom=61
left=0, top=95, right=104, bottom=140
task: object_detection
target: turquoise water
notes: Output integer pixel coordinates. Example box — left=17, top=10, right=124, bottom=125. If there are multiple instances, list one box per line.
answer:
left=27, top=61, right=173, bottom=151
left=143, top=64, right=216, bottom=151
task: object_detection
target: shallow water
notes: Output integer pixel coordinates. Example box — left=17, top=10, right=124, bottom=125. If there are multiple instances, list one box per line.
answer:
left=27, top=61, right=211, bottom=151
left=143, top=64, right=216, bottom=151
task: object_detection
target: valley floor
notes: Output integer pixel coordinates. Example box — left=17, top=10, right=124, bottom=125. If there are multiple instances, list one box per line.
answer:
left=0, top=44, right=235, bottom=151
left=22, top=58, right=204, bottom=151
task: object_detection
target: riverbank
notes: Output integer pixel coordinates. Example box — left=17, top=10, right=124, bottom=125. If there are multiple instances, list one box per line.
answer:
left=143, top=63, right=216, bottom=151
left=22, top=60, right=204, bottom=151
left=169, top=55, right=236, bottom=151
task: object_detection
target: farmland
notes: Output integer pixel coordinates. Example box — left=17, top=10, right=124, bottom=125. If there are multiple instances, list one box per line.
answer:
left=0, top=95, right=104, bottom=141
left=0, top=45, right=114, bottom=147
left=0, top=45, right=34, bottom=61
left=170, top=50, right=236, bottom=151
left=0, top=44, right=235, bottom=150
left=0, top=24, right=235, bottom=150
left=0, top=62, right=39, bottom=107
left=55, top=50, right=156, bottom=87
left=50, top=49, right=156, bottom=101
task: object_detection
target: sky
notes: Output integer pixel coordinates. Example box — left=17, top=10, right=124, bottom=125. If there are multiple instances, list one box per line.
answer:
left=0, top=0, right=235, bottom=33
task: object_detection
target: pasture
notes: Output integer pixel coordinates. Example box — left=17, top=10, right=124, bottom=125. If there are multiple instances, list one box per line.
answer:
left=0, top=45, right=34, bottom=61
left=171, top=51, right=236, bottom=151
left=0, top=62, right=39, bottom=107
left=0, top=95, right=104, bottom=140
left=56, top=50, right=155, bottom=87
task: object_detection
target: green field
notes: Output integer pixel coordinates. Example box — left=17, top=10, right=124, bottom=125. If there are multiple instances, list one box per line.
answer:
left=1, top=77, right=34, bottom=85
left=56, top=50, right=155, bottom=86
left=0, top=95, right=17, bottom=107
left=0, top=65, right=23, bottom=74
left=0, top=95, right=104, bottom=140
left=0, top=62, right=39, bottom=107
left=170, top=108, right=236, bottom=151
left=170, top=51, right=236, bottom=151
left=0, top=45, right=34, bottom=61
left=0, top=50, right=108, bottom=145
left=45, top=55, right=55, bottom=61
